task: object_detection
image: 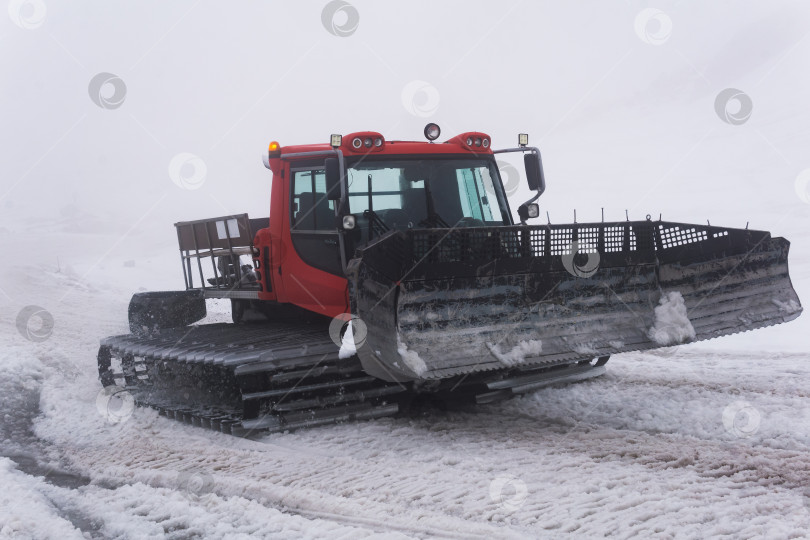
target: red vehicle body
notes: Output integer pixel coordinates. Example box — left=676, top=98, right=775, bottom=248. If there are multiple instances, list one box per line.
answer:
left=255, top=130, right=504, bottom=319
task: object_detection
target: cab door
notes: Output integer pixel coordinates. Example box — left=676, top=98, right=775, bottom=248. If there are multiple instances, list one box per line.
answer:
left=278, top=164, right=347, bottom=317
left=289, top=166, right=343, bottom=275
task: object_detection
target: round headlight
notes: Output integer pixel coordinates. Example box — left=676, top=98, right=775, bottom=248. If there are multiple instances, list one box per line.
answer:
left=482, top=138, right=489, bottom=148
left=474, top=138, right=482, bottom=147
left=423, top=123, right=441, bottom=141
left=374, top=137, right=383, bottom=147
left=466, top=137, right=473, bottom=146
left=364, top=138, right=372, bottom=148
left=352, top=138, right=362, bottom=149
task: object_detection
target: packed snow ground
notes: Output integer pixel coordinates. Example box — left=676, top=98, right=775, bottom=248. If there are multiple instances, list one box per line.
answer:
left=1, top=224, right=809, bottom=539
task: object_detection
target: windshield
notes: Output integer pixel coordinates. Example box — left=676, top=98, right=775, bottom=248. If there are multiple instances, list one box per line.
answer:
left=346, top=158, right=511, bottom=234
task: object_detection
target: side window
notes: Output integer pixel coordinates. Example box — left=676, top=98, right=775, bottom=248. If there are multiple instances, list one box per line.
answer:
left=291, top=169, right=335, bottom=231
left=475, top=167, right=496, bottom=221
left=456, top=167, right=495, bottom=222
left=457, top=169, right=480, bottom=220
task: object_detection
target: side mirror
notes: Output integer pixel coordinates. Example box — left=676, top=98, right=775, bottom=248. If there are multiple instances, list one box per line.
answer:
left=524, top=152, right=545, bottom=193
left=325, top=158, right=341, bottom=201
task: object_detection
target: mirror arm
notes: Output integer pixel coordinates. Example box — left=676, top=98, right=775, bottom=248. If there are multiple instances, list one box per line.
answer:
left=494, top=146, right=545, bottom=224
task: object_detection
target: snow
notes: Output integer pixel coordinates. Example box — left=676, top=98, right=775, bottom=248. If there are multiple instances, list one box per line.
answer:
left=487, top=340, right=543, bottom=367
left=0, top=458, right=85, bottom=540
left=3, top=2, right=810, bottom=537
left=774, top=298, right=802, bottom=315
left=572, top=343, right=599, bottom=356
left=396, top=335, right=428, bottom=377
left=338, top=320, right=356, bottom=360
left=648, top=291, right=697, bottom=346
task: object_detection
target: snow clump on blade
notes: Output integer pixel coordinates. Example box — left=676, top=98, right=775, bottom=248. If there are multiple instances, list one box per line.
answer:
left=397, top=335, right=427, bottom=376
left=486, top=340, right=543, bottom=367
left=647, top=291, right=696, bottom=346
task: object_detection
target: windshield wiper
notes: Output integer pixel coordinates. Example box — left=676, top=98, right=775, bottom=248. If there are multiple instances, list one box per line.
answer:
left=420, top=174, right=451, bottom=228
left=363, top=209, right=389, bottom=239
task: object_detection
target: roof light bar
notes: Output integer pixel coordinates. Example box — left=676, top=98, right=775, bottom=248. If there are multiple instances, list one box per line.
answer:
left=343, top=131, right=386, bottom=153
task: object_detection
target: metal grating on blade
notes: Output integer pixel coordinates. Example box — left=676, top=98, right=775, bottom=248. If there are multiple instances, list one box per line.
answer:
left=578, top=227, right=600, bottom=253
left=604, top=226, right=636, bottom=252
left=550, top=228, right=573, bottom=255
left=392, top=221, right=750, bottom=267
left=658, top=225, right=708, bottom=249
left=529, top=229, right=546, bottom=254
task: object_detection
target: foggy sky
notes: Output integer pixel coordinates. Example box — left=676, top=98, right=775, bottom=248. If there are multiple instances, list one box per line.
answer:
left=2, top=0, right=809, bottom=234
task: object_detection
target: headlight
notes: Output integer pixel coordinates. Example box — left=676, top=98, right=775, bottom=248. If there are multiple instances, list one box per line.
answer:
left=423, top=123, right=441, bottom=141
left=342, top=215, right=357, bottom=230
left=518, top=133, right=529, bottom=147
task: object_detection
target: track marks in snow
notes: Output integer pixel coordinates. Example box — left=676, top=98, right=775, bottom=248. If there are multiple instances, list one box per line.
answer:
left=45, top=391, right=810, bottom=538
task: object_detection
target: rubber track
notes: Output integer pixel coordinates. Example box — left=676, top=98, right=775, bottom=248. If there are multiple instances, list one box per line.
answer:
left=98, top=322, right=408, bottom=436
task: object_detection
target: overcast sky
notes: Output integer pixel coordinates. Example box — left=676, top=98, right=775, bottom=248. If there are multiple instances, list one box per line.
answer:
left=2, top=0, right=809, bottom=235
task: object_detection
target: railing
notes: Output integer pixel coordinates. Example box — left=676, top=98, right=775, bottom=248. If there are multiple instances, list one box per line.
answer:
left=175, top=214, right=267, bottom=298
left=355, top=220, right=767, bottom=278
left=408, top=221, right=658, bottom=264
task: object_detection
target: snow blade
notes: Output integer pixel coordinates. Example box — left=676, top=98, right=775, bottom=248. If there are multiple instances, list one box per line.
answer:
left=347, top=220, right=802, bottom=382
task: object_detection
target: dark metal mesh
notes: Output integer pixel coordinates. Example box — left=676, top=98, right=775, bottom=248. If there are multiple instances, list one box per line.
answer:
left=406, top=221, right=732, bottom=264
left=658, top=224, right=710, bottom=249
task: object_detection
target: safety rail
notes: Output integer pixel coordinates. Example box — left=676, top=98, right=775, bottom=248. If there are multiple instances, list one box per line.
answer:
left=354, top=220, right=769, bottom=280
left=175, top=214, right=268, bottom=299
